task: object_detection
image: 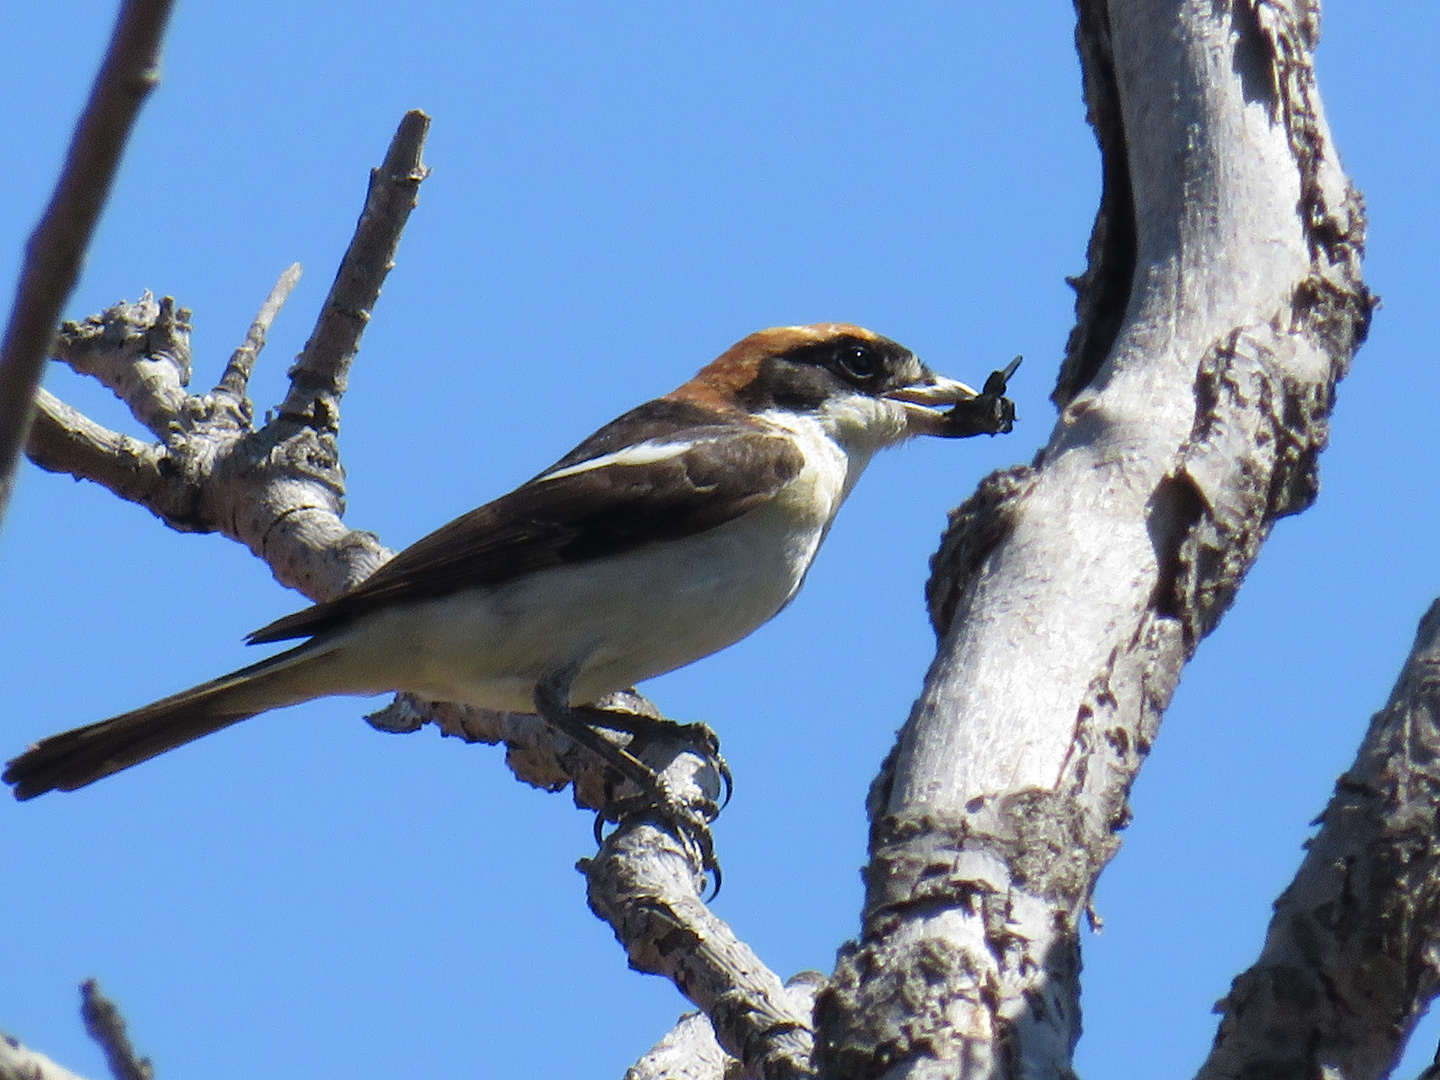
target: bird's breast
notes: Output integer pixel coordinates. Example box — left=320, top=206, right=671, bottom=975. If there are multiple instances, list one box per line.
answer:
left=334, top=417, right=860, bottom=713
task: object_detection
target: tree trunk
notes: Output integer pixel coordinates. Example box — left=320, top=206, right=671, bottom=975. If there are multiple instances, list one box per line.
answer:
left=815, top=1, right=1371, bottom=1076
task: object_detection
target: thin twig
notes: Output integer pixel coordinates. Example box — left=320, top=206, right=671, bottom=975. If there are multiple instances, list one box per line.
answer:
left=279, top=110, right=431, bottom=429
left=79, top=981, right=152, bottom=1080
left=214, top=263, right=303, bottom=413
left=0, top=0, right=177, bottom=525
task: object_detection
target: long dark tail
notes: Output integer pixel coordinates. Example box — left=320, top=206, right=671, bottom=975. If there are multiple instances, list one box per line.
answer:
left=5, top=641, right=336, bottom=800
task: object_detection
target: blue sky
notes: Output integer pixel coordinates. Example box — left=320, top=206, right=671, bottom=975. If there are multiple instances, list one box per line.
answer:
left=2, top=2, right=1436, bottom=1077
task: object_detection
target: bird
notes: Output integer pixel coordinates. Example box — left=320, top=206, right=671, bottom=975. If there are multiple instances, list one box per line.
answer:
left=5, top=323, right=1017, bottom=801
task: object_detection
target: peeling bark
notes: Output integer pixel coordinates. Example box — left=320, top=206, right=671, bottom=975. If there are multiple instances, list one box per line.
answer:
left=817, top=1, right=1371, bottom=1076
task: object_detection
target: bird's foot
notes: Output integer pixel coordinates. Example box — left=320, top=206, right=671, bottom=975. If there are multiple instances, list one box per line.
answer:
left=583, top=700, right=732, bottom=810
left=534, top=680, right=726, bottom=890
left=602, top=774, right=722, bottom=894
left=575, top=697, right=726, bottom=891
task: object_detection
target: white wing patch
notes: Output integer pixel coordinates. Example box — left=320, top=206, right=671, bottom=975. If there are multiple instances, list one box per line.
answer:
left=538, top=440, right=699, bottom=482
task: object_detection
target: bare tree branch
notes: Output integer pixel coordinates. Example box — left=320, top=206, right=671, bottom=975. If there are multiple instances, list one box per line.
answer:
left=26, top=389, right=174, bottom=513
left=1197, top=598, right=1440, bottom=1079
left=627, top=976, right=824, bottom=1080
left=373, top=692, right=811, bottom=1066
left=213, top=262, right=303, bottom=416
left=816, top=1, right=1372, bottom=1075
left=79, top=982, right=150, bottom=1080
left=29, top=112, right=434, bottom=597
left=587, top=812, right=813, bottom=1080
left=279, top=110, right=431, bottom=430
left=0, top=0, right=176, bottom=524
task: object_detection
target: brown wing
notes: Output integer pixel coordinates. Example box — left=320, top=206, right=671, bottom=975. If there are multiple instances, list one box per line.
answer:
left=247, top=424, right=803, bottom=644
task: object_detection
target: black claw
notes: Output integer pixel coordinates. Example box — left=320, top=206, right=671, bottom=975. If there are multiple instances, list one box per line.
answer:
left=555, top=691, right=727, bottom=896
left=581, top=708, right=730, bottom=813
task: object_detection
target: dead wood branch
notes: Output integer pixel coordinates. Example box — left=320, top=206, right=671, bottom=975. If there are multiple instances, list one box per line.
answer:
left=21, top=109, right=788, bottom=1063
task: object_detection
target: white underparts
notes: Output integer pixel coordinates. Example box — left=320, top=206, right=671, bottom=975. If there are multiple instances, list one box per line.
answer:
left=317, top=397, right=912, bottom=713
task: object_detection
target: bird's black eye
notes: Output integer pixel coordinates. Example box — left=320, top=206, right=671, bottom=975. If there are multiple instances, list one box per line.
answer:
left=835, top=343, right=881, bottom=382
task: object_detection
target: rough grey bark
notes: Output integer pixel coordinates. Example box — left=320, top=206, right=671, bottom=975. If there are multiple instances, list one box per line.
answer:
left=1196, top=599, right=1440, bottom=1080
left=814, top=1, right=1371, bottom=1077
left=587, top=806, right=815, bottom=1080
left=626, top=977, right=825, bottom=1080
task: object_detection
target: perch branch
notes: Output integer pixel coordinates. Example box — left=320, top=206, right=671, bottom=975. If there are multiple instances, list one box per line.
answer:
left=587, top=815, right=816, bottom=1080
left=0, top=0, right=175, bottom=523
left=25, top=107, right=809, bottom=1063
left=382, top=690, right=816, bottom=1072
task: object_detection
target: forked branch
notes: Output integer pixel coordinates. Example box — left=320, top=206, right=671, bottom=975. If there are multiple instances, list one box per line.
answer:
left=21, top=107, right=801, bottom=1074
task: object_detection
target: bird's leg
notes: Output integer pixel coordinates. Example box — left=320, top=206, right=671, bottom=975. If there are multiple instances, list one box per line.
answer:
left=532, top=669, right=660, bottom=798
left=534, top=673, right=722, bottom=886
left=578, top=695, right=732, bottom=809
